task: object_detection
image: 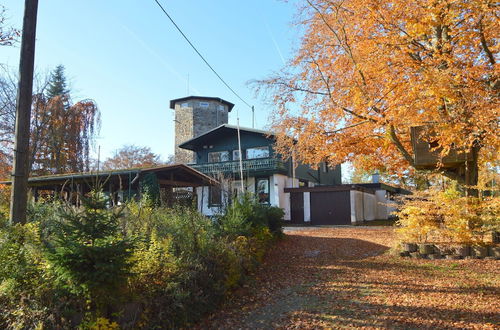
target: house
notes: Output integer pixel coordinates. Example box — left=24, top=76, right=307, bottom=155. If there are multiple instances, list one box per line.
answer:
left=177, top=124, right=342, bottom=218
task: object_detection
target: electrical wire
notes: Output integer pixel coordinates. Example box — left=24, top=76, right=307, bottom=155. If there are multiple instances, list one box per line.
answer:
left=153, top=0, right=253, bottom=110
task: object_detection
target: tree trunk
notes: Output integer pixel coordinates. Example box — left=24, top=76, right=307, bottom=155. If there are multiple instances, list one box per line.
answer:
left=465, top=145, right=480, bottom=197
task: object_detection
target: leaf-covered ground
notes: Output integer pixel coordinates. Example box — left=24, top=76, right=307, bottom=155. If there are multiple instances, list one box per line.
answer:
left=196, top=227, right=499, bottom=329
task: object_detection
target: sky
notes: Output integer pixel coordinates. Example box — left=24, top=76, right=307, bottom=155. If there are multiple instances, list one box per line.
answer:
left=0, top=0, right=301, bottom=161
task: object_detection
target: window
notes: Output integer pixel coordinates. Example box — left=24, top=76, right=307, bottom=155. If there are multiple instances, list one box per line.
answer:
left=246, top=146, right=269, bottom=159
left=181, top=102, right=189, bottom=108
left=209, top=186, right=222, bottom=206
left=199, top=102, right=209, bottom=108
left=233, top=149, right=241, bottom=161
left=299, top=179, right=308, bottom=187
left=208, top=151, right=229, bottom=162
left=255, top=177, right=270, bottom=204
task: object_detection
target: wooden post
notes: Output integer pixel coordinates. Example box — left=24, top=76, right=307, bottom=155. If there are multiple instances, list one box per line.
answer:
left=9, top=0, right=39, bottom=225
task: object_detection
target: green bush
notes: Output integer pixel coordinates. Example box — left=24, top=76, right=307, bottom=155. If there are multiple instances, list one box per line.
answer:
left=217, top=193, right=284, bottom=237
left=0, top=223, right=56, bottom=329
left=0, top=189, right=283, bottom=329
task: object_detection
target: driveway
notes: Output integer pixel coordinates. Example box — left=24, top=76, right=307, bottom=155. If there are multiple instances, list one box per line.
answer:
left=197, top=227, right=499, bottom=329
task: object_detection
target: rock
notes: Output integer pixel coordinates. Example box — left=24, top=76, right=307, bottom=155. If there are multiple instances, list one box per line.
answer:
left=488, top=246, right=500, bottom=258
left=428, top=254, right=442, bottom=260
left=472, top=246, right=488, bottom=258
left=455, top=245, right=470, bottom=257
left=410, top=252, right=422, bottom=259
left=399, top=251, right=410, bottom=257
left=402, top=243, right=417, bottom=253
left=418, top=244, right=434, bottom=255
left=445, top=255, right=462, bottom=260
left=484, top=256, right=498, bottom=260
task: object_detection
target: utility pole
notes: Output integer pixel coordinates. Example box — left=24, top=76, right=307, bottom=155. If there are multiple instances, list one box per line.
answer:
left=251, top=106, right=255, bottom=128
left=9, top=0, right=39, bottom=225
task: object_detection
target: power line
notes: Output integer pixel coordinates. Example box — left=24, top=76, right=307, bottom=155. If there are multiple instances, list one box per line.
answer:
left=153, top=0, right=253, bottom=110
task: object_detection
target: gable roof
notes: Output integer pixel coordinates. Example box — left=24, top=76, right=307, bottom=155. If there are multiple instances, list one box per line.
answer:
left=178, top=124, right=275, bottom=151
left=169, top=96, right=235, bottom=112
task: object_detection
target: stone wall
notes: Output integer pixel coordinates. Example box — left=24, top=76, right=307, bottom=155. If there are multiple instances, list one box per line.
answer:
left=173, top=98, right=229, bottom=164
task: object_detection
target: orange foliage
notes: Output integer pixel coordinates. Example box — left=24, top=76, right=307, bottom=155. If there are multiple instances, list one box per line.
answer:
left=29, top=94, right=100, bottom=175
left=257, top=0, right=499, bottom=180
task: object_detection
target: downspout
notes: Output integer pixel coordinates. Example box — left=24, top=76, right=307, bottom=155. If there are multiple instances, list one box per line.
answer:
left=236, top=118, right=244, bottom=192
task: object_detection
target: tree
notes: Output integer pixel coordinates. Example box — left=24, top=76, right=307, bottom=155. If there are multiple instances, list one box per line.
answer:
left=256, top=0, right=499, bottom=191
left=102, top=145, right=165, bottom=170
left=0, top=65, right=101, bottom=176
left=45, top=189, right=132, bottom=312
left=0, top=5, right=20, bottom=46
left=46, top=65, right=68, bottom=98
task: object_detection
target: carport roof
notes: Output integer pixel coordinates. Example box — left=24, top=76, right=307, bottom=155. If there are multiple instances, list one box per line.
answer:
left=0, top=164, right=218, bottom=188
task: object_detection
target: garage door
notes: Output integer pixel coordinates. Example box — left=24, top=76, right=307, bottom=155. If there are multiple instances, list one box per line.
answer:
left=310, top=191, right=351, bottom=225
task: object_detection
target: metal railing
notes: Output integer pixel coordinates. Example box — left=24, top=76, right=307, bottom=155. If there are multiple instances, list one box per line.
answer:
left=192, top=158, right=287, bottom=175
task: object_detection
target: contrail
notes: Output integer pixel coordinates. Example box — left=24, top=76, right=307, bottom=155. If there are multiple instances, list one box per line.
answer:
left=119, top=23, right=202, bottom=95
left=265, top=22, right=286, bottom=65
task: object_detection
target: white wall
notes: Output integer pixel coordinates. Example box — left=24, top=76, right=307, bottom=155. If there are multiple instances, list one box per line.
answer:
left=284, top=178, right=298, bottom=221
left=196, top=186, right=221, bottom=217
left=375, top=190, right=388, bottom=219
left=273, top=174, right=290, bottom=220
left=304, top=192, right=311, bottom=222
left=350, top=190, right=364, bottom=224
left=286, top=177, right=299, bottom=188
left=246, top=177, right=256, bottom=193
left=363, top=193, right=376, bottom=221
left=269, top=175, right=278, bottom=207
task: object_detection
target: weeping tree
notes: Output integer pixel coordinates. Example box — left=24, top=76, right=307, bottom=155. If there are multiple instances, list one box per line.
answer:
left=0, top=65, right=101, bottom=176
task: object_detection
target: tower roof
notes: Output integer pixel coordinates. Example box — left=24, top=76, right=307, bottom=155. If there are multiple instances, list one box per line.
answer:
left=169, top=96, right=235, bottom=112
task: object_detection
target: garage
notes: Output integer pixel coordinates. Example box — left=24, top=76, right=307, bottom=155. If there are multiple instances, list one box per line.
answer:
left=284, top=185, right=377, bottom=225
left=310, top=191, right=351, bottom=225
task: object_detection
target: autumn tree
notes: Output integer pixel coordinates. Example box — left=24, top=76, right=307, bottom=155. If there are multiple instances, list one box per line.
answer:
left=0, top=65, right=100, bottom=176
left=257, top=0, right=499, bottom=191
left=102, top=145, right=166, bottom=170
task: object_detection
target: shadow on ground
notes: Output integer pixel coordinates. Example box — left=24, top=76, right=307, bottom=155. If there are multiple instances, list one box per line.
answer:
left=197, top=229, right=500, bottom=329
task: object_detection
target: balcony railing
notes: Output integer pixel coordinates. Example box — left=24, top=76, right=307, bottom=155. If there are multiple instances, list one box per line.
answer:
left=191, top=158, right=287, bottom=176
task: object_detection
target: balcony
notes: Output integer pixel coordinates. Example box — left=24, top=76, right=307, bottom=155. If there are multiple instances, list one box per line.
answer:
left=191, top=158, right=287, bottom=177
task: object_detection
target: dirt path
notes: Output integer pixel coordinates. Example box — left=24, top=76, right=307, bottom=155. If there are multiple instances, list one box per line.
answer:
left=196, top=227, right=500, bottom=329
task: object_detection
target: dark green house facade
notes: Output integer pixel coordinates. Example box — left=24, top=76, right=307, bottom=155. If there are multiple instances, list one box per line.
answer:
left=179, top=124, right=341, bottom=219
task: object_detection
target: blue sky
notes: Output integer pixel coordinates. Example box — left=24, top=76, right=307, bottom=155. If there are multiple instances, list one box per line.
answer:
left=0, top=0, right=300, bottom=161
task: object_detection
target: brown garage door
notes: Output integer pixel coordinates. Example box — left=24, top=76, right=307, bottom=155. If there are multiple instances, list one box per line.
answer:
left=310, top=191, right=351, bottom=225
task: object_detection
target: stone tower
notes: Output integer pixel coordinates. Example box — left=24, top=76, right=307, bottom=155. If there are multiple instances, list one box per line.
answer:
left=170, top=96, right=234, bottom=164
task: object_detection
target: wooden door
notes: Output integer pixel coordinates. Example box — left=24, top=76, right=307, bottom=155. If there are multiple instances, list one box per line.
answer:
left=290, top=192, right=304, bottom=224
